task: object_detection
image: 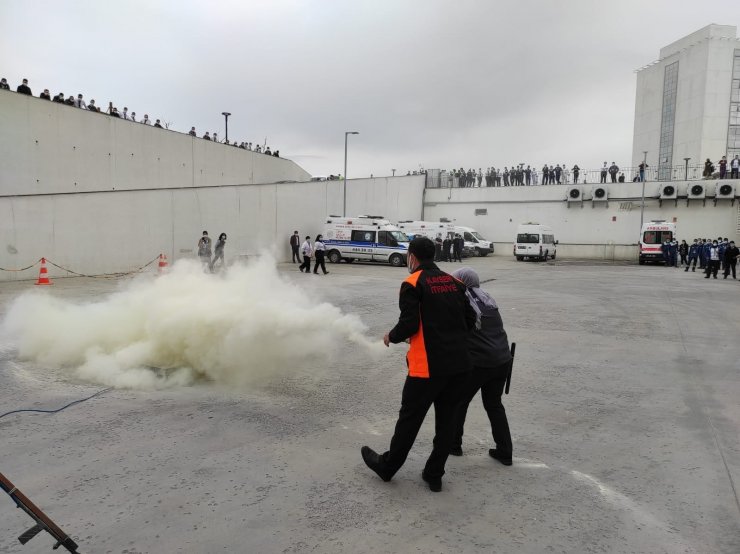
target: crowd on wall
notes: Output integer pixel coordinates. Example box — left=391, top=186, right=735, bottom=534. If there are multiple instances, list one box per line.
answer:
left=1, top=77, right=282, bottom=158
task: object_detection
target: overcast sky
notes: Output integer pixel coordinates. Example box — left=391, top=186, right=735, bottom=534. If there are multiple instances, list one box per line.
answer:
left=1, top=1, right=738, bottom=178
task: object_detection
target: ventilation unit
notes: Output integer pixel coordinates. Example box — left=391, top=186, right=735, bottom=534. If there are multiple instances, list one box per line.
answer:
left=591, top=185, right=608, bottom=208
left=714, top=182, right=736, bottom=205
left=659, top=183, right=677, bottom=207
left=687, top=183, right=706, bottom=206
left=566, top=186, right=583, bottom=207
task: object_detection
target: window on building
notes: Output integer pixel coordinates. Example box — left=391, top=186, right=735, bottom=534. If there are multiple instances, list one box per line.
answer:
left=658, top=61, right=679, bottom=181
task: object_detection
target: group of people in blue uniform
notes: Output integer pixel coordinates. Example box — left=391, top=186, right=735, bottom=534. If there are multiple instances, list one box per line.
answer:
left=662, top=237, right=740, bottom=280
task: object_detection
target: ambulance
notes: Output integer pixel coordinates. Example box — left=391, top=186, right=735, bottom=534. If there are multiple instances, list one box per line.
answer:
left=323, top=215, right=410, bottom=267
left=396, top=221, right=455, bottom=241
left=638, top=220, right=676, bottom=265
left=514, top=223, right=557, bottom=261
left=455, top=226, right=494, bottom=257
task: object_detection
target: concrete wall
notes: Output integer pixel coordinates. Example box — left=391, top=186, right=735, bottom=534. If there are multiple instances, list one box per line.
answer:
left=424, top=182, right=740, bottom=260
left=0, top=175, right=425, bottom=281
left=0, top=90, right=311, bottom=196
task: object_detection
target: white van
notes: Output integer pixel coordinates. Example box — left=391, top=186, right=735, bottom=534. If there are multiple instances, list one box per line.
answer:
left=514, top=223, right=557, bottom=261
left=397, top=221, right=455, bottom=241
left=323, top=215, right=410, bottom=267
left=638, top=220, right=676, bottom=265
left=455, top=226, right=494, bottom=257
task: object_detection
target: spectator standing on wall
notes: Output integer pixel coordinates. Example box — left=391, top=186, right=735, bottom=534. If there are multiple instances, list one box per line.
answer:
left=111, top=107, right=121, bottom=118
left=638, top=161, right=648, bottom=182
left=618, top=172, right=625, bottom=183
left=210, top=233, right=227, bottom=272
left=39, top=89, right=51, bottom=100
left=189, top=127, right=196, bottom=136
left=0, top=78, right=9, bottom=90
left=203, top=132, right=211, bottom=140
left=555, top=164, right=562, bottom=184
left=532, top=167, right=538, bottom=185
left=273, top=150, right=279, bottom=157
left=609, top=162, right=619, bottom=183
left=122, top=107, right=130, bottom=120
left=703, top=158, right=714, bottom=178
left=718, top=156, right=727, bottom=179
left=16, top=79, right=32, bottom=95
left=52, top=91, right=64, bottom=103
left=289, top=231, right=301, bottom=263
left=600, top=162, right=608, bottom=184
left=87, top=99, right=98, bottom=111
left=142, top=114, right=150, bottom=125
left=154, top=119, right=163, bottom=128
left=265, top=146, right=272, bottom=155
left=130, top=111, right=137, bottom=122
left=75, top=94, right=86, bottom=109
left=572, top=164, right=580, bottom=184
left=730, top=155, right=740, bottom=179
left=197, top=231, right=212, bottom=271
left=64, top=95, right=75, bottom=106
left=525, top=165, right=532, bottom=186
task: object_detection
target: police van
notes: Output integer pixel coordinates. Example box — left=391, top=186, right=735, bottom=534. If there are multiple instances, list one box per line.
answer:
left=638, top=220, right=676, bottom=265
left=323, top=215, right=410, bottom=266
left=514, top=223, right=557, bottom=261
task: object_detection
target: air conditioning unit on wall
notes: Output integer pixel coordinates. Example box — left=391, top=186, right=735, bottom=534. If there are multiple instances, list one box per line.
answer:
left=714, top=182, right=736, bottom=205
left=591, top=185, right=608, bottom=208
left=659, top=183, right=677, bottom=207
left=566, top=185, right=583, bottom=207
left=687, top=183, right=706, bottom=206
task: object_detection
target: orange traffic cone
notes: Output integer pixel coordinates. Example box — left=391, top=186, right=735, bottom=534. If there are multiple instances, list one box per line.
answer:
left=35, top=258, right=53, bottom=286
left=158, top=254, right=169, bottom=275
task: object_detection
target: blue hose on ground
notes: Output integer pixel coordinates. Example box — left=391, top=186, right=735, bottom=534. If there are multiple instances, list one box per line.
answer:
left=0, top=387, right=113, bottom=420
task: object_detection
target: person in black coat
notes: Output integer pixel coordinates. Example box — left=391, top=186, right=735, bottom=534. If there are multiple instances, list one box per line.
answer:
left=442, top=236, right=452, bottom=262
left=450, top=267, right=513, bottom=465
left=453, top=234, right=463, bottom=262
left=16, top=79, right=32, bottom=95
left=723, top=241, right=739, bottom=279
left=0, top=78, right=9, bottom=90
left=289, top=231, right=301, bottom=263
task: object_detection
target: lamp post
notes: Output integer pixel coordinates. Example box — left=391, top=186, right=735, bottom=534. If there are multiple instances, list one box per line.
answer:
left=222, top=112, right=231, bottom=143
left=684, top=157, right=690, bottom=181
left=392, top=169, right=396, bottom=177
left=343, top=131, right=359, bottom=216
left=640, top=151, right=647, bottom=237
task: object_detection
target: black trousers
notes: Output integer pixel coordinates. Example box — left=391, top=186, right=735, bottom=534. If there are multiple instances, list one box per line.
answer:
left=313, top=252, right=327, bottom=274
left=299, top=255, right=311, bottom=272
left=705, top=260, right=720, bottom=278
left=453, top=248, right=462, bottom=262
left=686, top=255, right=697, bottom=270
left=731, top=168, right=739, bottom=179
left=291, top=244, right=300, bottom=263
left=453, top=364, right=512, bottom=456
left=600, top=172, right=607, bottom=183
left=610, top=173, right=617, bottom=183
left=724, top=259, right=737, bottom=279
left=381, top=372, right=469, bottom=479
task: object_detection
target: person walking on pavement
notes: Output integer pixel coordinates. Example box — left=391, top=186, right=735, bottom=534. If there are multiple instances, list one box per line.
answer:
left=360, top=237, right=476, bottom=492
left=298, top=235, right=313, bottom=273
left=449, top=267, right=514, bottom=465
left=313, top=234, right=329, bottom=275
left=197, top=230, right=212, bottom=271
left=210, top=233, right=227, bottom=272
left=723, top=241, right=739, bottom=279
left=289, top=230, right=301, bottom=263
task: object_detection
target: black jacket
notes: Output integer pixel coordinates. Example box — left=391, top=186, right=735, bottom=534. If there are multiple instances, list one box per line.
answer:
left=388, top=262, right=475, bottom=378
left=17, top=84, right=32, bottom=95
left=465, top=290, right=512, bottom=371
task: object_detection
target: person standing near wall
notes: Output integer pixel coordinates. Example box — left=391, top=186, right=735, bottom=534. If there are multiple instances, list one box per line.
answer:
left=298, top=235, right=313, bottom=273
left=453, top=234, right=463, bottom=262
left=600, top=162, right=608, bottom=184
left=210, top=233, right=227, bottom=272
left=442, top=235, right=452, bottom=262
left=678, top=240, right=688, bottom=267
left=705, top=240, right=720, bottom=279
left=686, top=239, right=699, bottom=272
left=313, top=234, right=329, bottom=275
left=723, top=241, right=739, bottom=279
left=360, top=237, right=476, bottom=492
left=290, top=231, right=301, bottom=264
left=730, top=155, right=740, bottom=179
left=197, top=231, right=212, bottom=271
left=572, top=164, right=580, bottom=184
left=718, top=156, right=727, bottom=179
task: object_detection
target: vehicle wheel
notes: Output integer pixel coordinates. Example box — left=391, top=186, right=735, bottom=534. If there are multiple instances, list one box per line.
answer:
left=551, top=252, right=556, bottom=260
left=345, top=258, right=355, bottom=263
left=542, top=250, right=548, bottom=261
left=389, top=254, right=404, bottom=267
left=475, top=247, right=482, bottom=257
left=516, top=256, right=523, bottom=261
left=328, top=250, right=341, bottom=264
left=639, top=259, right=645, bottom=265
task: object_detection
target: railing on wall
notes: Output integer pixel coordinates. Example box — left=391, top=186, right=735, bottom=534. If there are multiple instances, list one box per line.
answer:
left=425, top=164, right=709, bottom=188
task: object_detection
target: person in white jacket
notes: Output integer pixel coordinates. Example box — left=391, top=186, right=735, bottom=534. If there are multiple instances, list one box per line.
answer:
left=298, top=235, right=313, bottom=273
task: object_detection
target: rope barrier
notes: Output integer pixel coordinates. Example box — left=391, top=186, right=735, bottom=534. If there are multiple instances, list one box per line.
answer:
left=0, top=255, right=160, bottom=279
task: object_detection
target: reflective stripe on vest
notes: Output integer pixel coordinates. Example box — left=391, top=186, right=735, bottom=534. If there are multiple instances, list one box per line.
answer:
left=403, top=270, right=429, bottom=378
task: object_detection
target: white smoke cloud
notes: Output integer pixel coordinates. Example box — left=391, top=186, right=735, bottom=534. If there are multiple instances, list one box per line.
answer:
left=1, top=256, right=380, bottom=389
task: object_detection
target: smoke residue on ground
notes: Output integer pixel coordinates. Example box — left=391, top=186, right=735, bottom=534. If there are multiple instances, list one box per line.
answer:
left=2, top=257, right=378, bottom=389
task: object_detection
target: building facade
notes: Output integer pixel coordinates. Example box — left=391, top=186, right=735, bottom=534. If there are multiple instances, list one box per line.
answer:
left=632, top=24, right=740, bottom=179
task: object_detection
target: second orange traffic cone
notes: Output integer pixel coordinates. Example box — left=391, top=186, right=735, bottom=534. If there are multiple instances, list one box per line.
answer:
left=35, top=258, right=53, bottom=286
left=158, top=254, right=169, bottom=275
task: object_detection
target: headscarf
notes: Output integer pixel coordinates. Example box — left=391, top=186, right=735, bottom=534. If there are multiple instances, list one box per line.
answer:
left=452, top=267, right=498, bottom=330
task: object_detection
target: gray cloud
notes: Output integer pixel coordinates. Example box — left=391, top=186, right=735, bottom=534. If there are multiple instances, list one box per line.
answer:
left=1, top=0, right=737, bottom=177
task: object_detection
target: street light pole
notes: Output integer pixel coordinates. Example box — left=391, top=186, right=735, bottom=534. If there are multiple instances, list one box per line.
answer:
left=343, top=131, right=359, bottom=217
left=222, top=112, right=231, bottom=143
left=392, top=169, right=396, bottom=177
left=684, top=157, right=690, bottom=181
left=640, top=151, right=647, bottom=237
